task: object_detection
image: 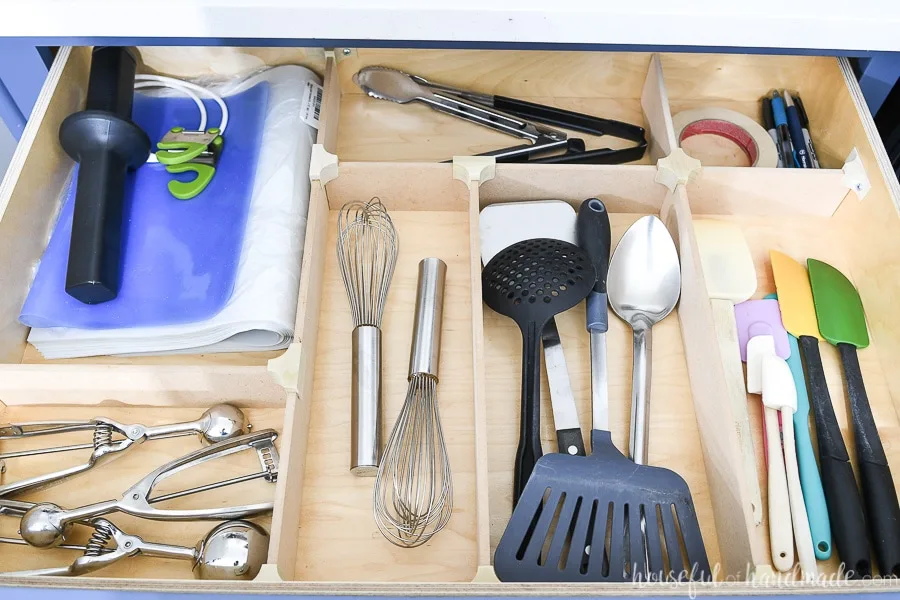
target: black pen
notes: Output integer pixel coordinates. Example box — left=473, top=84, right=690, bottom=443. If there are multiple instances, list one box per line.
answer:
left=762, top=97, right=785, bottom=168
left=771, top=91, right=795, bottom=168
left=793, top=94, right=820, bottom=168
left=784, top=91, right=811, bottom=168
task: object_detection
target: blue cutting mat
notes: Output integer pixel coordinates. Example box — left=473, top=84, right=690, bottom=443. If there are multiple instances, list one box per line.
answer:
left=20, top=81, right=268, bottom=329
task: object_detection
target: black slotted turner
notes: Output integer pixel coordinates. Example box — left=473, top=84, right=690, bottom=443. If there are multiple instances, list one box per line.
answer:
left=494, top=428, right=712, bottom=582
left=482, top=238, right=596, bottom=505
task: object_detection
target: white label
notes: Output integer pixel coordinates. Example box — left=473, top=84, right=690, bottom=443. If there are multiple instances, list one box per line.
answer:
left=299, top=80, right=323, bottom=130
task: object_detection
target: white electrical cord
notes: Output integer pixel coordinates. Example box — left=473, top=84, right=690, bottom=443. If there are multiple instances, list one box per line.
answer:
left=134, top=74, right=229, bottom=134
left=134, top=80, right=208, bottom=131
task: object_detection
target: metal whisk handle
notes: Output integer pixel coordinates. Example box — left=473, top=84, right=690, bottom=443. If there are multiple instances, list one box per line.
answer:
left=409, top=258, right=447, bottom=379
left=351, top=325, right=382, bottom=476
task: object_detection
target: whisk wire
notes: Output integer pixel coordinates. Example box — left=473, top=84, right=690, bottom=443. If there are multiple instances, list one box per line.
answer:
left=375, top=374, right=453, bottom=547
left=337, top=199, right=398, bottom=328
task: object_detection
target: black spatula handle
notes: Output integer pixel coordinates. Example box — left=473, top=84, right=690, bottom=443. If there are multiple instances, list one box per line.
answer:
left=800, top=336, right=872, bottom=578
left=838, top=342, right=900, bottom=576
left=514, top=322, right=544, bottom=506
left=576, top=198, right=611, bottom=333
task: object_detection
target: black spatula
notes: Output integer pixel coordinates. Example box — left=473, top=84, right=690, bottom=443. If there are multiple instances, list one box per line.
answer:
left=482, top=238, right=595, bottom=504
left=494, top=429, right=712, bottom=582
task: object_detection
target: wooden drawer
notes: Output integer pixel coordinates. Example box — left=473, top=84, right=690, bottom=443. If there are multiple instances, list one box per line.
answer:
left=1, top=45, right=899, bottom=594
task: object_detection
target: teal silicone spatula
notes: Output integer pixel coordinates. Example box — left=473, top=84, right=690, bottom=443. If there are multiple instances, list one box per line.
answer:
left=808, top=259, right=900, bottom=577
left=765, top=293, right=832, bottom=560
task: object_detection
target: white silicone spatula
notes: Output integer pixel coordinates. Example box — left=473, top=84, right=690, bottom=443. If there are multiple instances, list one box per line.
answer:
left=746, top=332, right=795, bottom=572
left=693, top=219, right=762, bottom=525
left=761, top=353, right=818, bottom=581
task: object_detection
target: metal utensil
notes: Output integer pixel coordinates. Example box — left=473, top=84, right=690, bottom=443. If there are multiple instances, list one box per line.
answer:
left=337, top=199, right=399, bottom=476
left=808, top=258, right=900, bottom=577
left=353, top=66, right=646, bottom=164
left=482, top=238, right=596, bottom=504
left=16, top=429, right=279, bottom=548
left=479, top=200, right=585, bottom=456
left=606, top=216, right=680, bottom=464
left=0, top=405, right=246, bottom=498
left=374, top=258, right=452, bottom=547
left=692, top=219, right=762, bottom=525
left=770, top=250, right=870, bottom=579
left=2, top=518, right=268, bottom=580
left=575, top=198, right=612, bottom=435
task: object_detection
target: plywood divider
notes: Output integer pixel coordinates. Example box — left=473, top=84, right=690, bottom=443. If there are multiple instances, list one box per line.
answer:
left=325, top=162, right=469, bottom=211
left=481, top=164, right=667, bottom=211
left=642, top=54, right=677, bottom=162
left=453, top=157, right=496, bottom=573
left=266, top=181, right=331, bottom=579
left=316, top=55, right=341, bottom=155
left=661, top=186, right=769, bottom=578
left=686, top=167, right=850, bottom=216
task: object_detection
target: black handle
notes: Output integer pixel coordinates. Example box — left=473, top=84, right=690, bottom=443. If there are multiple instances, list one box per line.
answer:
left=58, top=47, right=150, bottom=304
left=576, top=199, right=612, bottom=295
left=528, top=142, right=647, bottom=165
left=494, top=95, right=647, bottom=142
left=555, top=428, right=586, bottom=457
left=838, top=342, right=900, bottom=576
left=800, top=336, right=872, bottom=578
left=514, top=322, right=544, bottom=506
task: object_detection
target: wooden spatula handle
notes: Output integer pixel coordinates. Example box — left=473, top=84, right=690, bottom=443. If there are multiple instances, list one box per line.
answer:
left=764, top=406, right=794, bottom=572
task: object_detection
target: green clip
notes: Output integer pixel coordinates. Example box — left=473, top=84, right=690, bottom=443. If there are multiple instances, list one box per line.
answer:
left=165, top=162, right=216, bottom=200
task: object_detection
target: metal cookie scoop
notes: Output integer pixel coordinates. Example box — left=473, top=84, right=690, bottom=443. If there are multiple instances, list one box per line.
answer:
left=1, top=518, right=268, bottom=580
left=16, top=429, right=279, bottom=549
left=0, top=404, right=247, bottom=498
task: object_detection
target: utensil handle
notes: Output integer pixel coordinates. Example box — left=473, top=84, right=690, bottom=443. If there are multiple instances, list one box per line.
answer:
left=711, top=298, right=763, bottom=525
left=799, top=336, right=871, bottom=579
left=515, top=323, right=544, bottom=505
left=788, top=335, right=832, bottom=559
left=838, top=342, right=900, bottom=575
left=576, top=198, right=612, bottom=299
left=493, top=95, right=647, bottom=142
left=629, top=326, right=651, bottom=465
left=764, top=407, right=795, bottom=572
left=794, top=408, right=832, bottom=560
left=782, top=413, right=817, bottom=580
left=351, top=326, right=382, bottom=476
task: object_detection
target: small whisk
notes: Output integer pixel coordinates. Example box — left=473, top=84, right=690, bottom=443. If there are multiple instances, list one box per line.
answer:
left=374, top=258, right=452, bottom=547
left=337, top=199, right=399, bottom=475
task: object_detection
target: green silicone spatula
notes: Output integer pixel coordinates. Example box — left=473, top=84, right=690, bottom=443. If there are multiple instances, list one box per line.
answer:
left=808, top=258, right=900, bottom=577
left=770, top=250, right=871, bottom=579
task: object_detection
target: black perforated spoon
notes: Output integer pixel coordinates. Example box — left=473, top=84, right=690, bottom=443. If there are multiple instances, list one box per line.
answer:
left=482, top=238, right=596, bottom=505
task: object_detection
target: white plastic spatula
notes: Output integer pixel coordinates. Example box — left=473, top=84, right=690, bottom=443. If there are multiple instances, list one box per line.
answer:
left=762, top=354, right=818, bottom=581
left=693, top=219, right=762, bottom=525
left=746, top=332, right=795, bottom=573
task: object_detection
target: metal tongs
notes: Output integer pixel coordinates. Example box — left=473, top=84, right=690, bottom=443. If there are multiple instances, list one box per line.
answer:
left=353, top=66, right=647, bottom=164
left=0, top=404, right=246, bottom=497
left=7, top=429, right=279, bottom=549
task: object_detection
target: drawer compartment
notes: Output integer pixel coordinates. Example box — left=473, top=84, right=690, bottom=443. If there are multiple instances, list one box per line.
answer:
left=1, top=43, right=899, bottom=594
